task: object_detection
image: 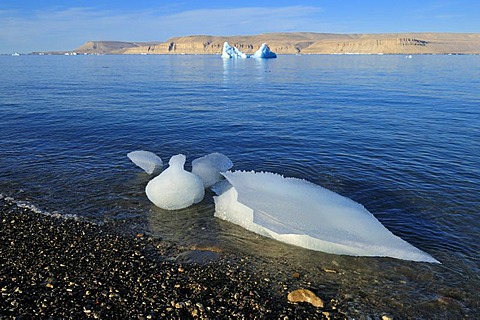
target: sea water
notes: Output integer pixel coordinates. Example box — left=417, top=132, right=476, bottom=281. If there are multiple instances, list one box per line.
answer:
left=1, top=54, right=479, bottom=317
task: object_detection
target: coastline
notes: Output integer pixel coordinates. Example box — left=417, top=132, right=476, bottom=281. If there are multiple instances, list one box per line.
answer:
left=29, top=32, right=480, bottom=55
left=1, top=194, right=476, bottom=319
left=0, top=196, right=342, bottom=319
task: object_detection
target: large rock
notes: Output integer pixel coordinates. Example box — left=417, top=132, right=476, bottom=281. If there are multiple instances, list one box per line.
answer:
left=287, top=289, right=324, bottom=308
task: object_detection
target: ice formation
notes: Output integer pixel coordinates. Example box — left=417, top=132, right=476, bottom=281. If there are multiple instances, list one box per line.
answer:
left=252, top=43, right=277, bottom=59
left=214, top=171, right=439, bottom=263
left=221, top=42, right=247, bottom=59
left=145, top=154, right=204, bottom=210
left=127, top=150, right=163, bottom=175
left=192, top=152, right=233, bottom=187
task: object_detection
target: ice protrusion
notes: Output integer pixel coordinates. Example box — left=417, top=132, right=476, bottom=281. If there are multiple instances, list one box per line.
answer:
left=214, top=170, right=439, bottom=263
left=252, top=43, right=277, bottom=59
left=222, top=42, right=247, bottom=59
left=127, top=150, right=163, bottom=175
left=192, top=152, right=234, bottom=187
left=145, top=154, right=204, bottom=210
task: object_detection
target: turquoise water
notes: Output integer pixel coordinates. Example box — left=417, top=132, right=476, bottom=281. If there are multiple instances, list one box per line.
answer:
left=1, top=54, right=479, bottom=317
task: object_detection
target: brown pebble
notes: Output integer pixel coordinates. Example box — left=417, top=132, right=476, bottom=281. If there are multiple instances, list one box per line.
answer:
left=292, top=272, right=300, bottom=279
left=287, top=289, right=324, bottom=308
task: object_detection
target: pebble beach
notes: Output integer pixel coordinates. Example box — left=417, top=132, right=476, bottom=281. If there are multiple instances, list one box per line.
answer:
left=0, top=196, right=345, bottom=319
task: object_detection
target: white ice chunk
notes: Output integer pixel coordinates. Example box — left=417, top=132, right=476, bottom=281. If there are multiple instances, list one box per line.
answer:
left=252, top=43, right=277, bottom=59
left=127, top=150, right=163, bottom=175
left=192, top=152, right=234, bottom=187
left=222, top=42, right=248, bottom=59
left=214, top=170, right=439, bottom=263
left=145, top=154, right=204, bottom=210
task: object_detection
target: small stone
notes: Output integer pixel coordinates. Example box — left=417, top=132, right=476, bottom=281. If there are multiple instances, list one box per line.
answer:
left=287, top=288, right=324, bottom=308
left=292, top=272, right=300, bottom=279
left=195, top=302, right=205, bottom=312
left=323, top=268, right=337, bottom=273
left=46, top=283, right=54, bottom=289
left=382, top=315, right=393, bottom=320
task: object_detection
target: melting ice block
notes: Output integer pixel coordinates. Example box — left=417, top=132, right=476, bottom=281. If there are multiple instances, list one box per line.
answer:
left=192, top=152, right=233, bottom=187
left=252, top=43, right=277, bottom=59
left=214, top=171, right=439, bottom=263
left=146, top=154, right=204, bottom=210
left=127, top=150, right=163, bottom=175
left=222, top=42, right=247, bottom=59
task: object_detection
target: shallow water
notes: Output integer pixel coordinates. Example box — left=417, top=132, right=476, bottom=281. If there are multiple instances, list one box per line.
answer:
left=1, top=54, right=479, bottom=317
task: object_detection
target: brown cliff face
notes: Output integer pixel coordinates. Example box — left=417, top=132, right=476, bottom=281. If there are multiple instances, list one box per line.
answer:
left=70, top=33, right=480, bottom=55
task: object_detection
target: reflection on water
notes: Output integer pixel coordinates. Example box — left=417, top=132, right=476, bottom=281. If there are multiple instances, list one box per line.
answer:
left=1, top=54, right=479, bottom=317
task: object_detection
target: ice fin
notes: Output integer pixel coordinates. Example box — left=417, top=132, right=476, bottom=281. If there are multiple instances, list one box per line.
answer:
left=192, top=152, right=233, bottom=187
left=127, top=150, right=163, bottom=175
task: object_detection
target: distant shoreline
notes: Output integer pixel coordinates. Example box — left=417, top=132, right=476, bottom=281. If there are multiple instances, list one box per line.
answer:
left=31, top=32, right=480, bottom=55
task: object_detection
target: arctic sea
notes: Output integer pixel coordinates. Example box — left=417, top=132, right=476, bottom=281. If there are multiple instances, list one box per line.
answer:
left=1, top=54, right=479, bottom=317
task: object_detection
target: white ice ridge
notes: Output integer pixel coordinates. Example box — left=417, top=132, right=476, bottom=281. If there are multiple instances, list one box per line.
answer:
left=222, top=42, right=247, bottom=59
left=252, top=43, right=277, bottom=59
left=146, top=154, right=205, bottom=210
left=127, top=150, right=163, bottom=175
left=192, top=152, right=234, bottom=187
left=214, top=170, right=440, bottom=263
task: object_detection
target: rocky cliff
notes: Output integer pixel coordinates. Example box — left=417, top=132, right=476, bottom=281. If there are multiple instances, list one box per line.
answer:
left=68, top=32, right=480, bottom=55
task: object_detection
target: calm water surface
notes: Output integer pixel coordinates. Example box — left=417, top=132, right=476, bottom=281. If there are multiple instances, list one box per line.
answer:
left=1, top=54, right=479, bottom=317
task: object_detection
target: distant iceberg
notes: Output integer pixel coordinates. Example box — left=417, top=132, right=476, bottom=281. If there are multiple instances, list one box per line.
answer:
left=222, top=42, right=277, bottom=59
left=252, top=43, right=277, bottom=59
left=222, top=42, right=247, bottom=59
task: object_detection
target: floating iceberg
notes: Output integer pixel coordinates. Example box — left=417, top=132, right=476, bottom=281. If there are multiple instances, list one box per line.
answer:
left=214, top=170, right=439, bottom=263
left=192, top=152, right=233, bottom=187
left=221, top=42, right=247, bottom=59
left=252, top=43, right=277, bottom=59
left=127, top=150, right=163, bottom=175
left=145, top=154, right=204, bottom=210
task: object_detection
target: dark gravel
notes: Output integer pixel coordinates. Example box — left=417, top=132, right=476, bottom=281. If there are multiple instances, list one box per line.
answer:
left=0, top=196, right=345, bottom=319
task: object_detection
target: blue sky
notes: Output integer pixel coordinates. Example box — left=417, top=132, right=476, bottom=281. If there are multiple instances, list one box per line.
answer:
left=1, top=0, right=479, bottom=53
